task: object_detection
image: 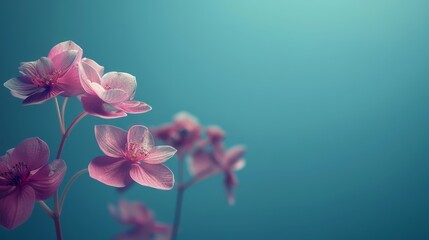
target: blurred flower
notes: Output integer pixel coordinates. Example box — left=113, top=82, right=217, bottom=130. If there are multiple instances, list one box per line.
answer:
left=189, top=127, right=245, bottom=205
left=88, top=125, right=176, bottom=190
left=109, top=200, right=171, bottom=240
left=79, top=59, right=151, bottom=119
left=4, top=41, right=85, bottom=104
left=0, top=138, right=66, bottom=229
left=153, top=112, right=201, bottom=158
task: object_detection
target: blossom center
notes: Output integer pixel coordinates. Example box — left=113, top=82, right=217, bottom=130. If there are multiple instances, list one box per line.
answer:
left=32, top=71, right=60, bottom=87
left=126, top=142, right=150, bottom=161
left=0, top=162, right=30, bottom=186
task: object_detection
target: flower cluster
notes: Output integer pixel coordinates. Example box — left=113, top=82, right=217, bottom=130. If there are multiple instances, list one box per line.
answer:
left=1, top=41, right=246, bottom=240
left=153, top=112, right=246, bottom=205
left=4, top=40, right=151, bottom=118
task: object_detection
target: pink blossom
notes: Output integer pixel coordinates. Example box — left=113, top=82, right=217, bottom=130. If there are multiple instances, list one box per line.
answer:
left=109, top=200, right=171, bottom=240
left=78, top=59, right=151, bottom=119
left=153, top=112, right=202, bottom=158
left=4, top=41, right=85, bottom=104
left=189, top=127, right=245, bottom=205
left=88, top=125, right=176, bottom=190
left=0, top=138, right=66, bottom=229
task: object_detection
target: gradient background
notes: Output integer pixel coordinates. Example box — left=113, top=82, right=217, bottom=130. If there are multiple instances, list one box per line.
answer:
left=1, top=0, right=429, bottom=239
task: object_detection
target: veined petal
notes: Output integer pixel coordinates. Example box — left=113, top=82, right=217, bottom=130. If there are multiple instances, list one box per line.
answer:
left=144, top=146, right=176, bottom=164
left=22, top=87, right=63, bottom=105
left=96, top=88, right=129, bottom=104
left=82, top=58, right=104, bottom=76
left=79, top=61, right=102, bottom=95
left=4, top=77, right=40, bottom=99
left=28, top=159, right=66, bottom=200
left=113, top=101, right=152, bottom=114
left=10, top=137, right=49, bottom=171
left=48, top=40, right=83, bottom=60
left=18, top=61, right=38, bottom=79
left=94, top=125, right=127, bottom=158
left=81, top=95, right=127, bottom=119
left=0, top=185, right=15, bottom=199
left=57, top=65, right=85, bottom=97
left=50, top=50, right=78, bottom=77
left=127, top=125, right=154, bottom=152
left=0, top=186, right=35, bottom=230
left=101, top=72, right=137, bottom=100
left=88, top=156, right=132, bottom=187
left=129, top=164, right=174, bottom=190
left=35, top=57, right=55, bottom=77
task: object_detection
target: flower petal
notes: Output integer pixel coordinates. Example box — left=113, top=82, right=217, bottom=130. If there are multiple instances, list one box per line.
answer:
left=28, top=159, right=66, bottom=200
left=101, top=72, right=137, bottom=99
left=144, top=146, right=176, bottom=164
left=4, top=77, right=40, bottom=99
left=222, top=145, right=246, bottom=168
left=96, top=88, right=129, bottom=104
left=127, top=125, right=154, bottom=152
left=82, top=58, right=104, bottom=76
left=81, top=95, right=127, bottom=119
left=224, top=171, right=237, bottom=205
left=10, top=137, right=49, bottom=171
left=57, top=65, right=85, bottom=97
left=129, top=164, right=174, bottom=190
left=188, top=150, right=220, bottom=178
left=0, top=186, right=35, bottom=230
left=50, top=50, right=78, bottom=76
left=48, top=40, right=83, bottom=60
left=79, top=61, right=102, bottom=95
left=18, top=61, right=38, bottom=79
left=22, top=87, right=63, bottom=105
left=94, top=125, right=127, bottom=158
left=88, top=156, right=132, bottom=187
left=113, top=101, right=152, bottom=114
left=110, top=200, right=153, bottom=226
left=35, top=57, right=55, bottom=77
left=0, top=185, right=15, bottom=199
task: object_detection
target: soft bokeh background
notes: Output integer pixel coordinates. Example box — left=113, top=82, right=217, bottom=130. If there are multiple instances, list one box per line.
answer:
left=1, top=0, right=429, bottom=239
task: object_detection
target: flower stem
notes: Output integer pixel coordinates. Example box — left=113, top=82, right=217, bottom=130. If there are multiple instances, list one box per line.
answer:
left=53, top=214, right=63, bottom=240
left=61, top=97, right=68, bottom=127
left=54, top=97, right=65, bottom=135
left=171, top=158, right=185, bottom=240
left=51, top=111, right=87, bottom=240
left=59, top=168, right=88, bottom=213
left=37, top=200, right=53, bottom=217
left=56, top=112, right=88, bottom=159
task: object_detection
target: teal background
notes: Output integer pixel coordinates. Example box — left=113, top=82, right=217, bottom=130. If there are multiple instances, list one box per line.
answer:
left=1, top=0, right=429, bottom=239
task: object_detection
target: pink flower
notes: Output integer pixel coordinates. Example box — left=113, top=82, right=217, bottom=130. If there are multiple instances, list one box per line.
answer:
left=88, top=125, right=176, bottom=190
left=78, top=59, right=151, bottom=119
left=189, top=127, right=245, bottom=205
left=109, top=200, right=171, bottom=240
left=0, top=138, right=66, bottom=229
left=153, top=112, right=202, bottom=158
left=4, top=41, right=85, bottom=105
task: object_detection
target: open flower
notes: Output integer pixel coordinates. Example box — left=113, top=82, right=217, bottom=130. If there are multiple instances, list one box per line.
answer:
left=109, top=200, right=171, bottom=240
left=153, top=112, right=202, bottom=158
left=0, top=138, right=66, bottom=229
left=79, top=59, right=151, bottom=119
left=4, top=41, right=85, bottom=104
left=189, top=129, right=245, bottom=205
left=88, top=125, right=176, bottom=190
